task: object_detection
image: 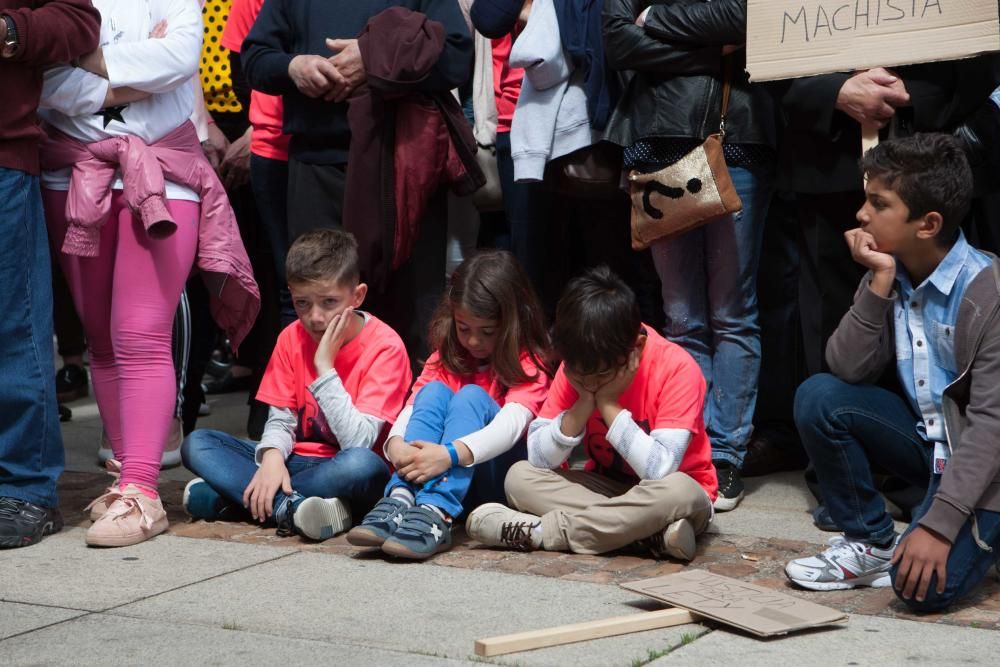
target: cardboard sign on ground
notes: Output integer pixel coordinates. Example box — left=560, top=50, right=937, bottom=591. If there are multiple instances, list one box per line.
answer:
left=621, top=570, right=848, bottom=637
left=746, top=0, right=1000, bottom=81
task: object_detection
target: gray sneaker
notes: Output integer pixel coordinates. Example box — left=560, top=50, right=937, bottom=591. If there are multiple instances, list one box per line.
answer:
left=293, top=497, right=351, bottom=541
left=785, top=535, right=897, bottom=591
left=466, top=503, right=542, bottom=551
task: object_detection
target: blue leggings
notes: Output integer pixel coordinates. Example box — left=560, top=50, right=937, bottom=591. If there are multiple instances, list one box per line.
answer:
left=385, top=382, right=525, bottom=519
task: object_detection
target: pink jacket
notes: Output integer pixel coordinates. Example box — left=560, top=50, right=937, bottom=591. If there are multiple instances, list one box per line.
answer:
left=39, top=121, right=260, bottom=350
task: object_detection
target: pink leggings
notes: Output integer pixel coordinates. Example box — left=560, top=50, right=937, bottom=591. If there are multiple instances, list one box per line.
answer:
left=44, top=189, right=199, bottom=494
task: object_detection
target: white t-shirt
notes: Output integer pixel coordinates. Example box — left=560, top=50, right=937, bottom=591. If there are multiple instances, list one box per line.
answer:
left=39, top=0, right=203, bottom=201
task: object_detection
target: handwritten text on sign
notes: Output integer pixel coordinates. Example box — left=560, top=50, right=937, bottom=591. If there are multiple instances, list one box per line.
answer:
left=746, top=0, right=1000, bottom=81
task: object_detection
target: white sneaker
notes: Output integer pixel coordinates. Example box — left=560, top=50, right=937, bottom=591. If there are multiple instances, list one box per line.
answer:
left=465, top=503, right=542, bottom=551
left=641, top=518, right=697, bottom=562
left=293, top=497, right=352, bottom=541
left=785, top=535, right=897, bottom=591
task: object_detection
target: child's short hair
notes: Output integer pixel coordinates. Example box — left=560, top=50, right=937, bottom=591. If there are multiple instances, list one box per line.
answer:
left=861, top=133, right=973, bottom=244
left=285, top=228, right=360, bottom=286
left=552, top=266, right=642, bottom=375
left=429, top=250, right=551, bottom=387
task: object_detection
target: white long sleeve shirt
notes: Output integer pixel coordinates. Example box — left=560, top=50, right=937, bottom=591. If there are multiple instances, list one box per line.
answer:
left=39, top=0, right=203, bottom=201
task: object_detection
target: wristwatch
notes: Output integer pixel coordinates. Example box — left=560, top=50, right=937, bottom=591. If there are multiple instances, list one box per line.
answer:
left=2, top=15, right=19, bottom=56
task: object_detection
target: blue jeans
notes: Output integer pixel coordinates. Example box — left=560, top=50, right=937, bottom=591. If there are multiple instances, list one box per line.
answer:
left=181, top=430, right=390, bottom=517
left=386, top=382, right=525, bottom=519
left=794, top=374, right=931, bottom=545
left=893, top=475, right=1000, bottom=612
left=651, top=164, right=774, bottom=466
left=0, top=169, right=63, bottom=508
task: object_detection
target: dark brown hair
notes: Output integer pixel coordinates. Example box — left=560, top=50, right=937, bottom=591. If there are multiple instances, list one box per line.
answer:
left=285, top=228, right=360, bottom=286
left=861, top=133, right=973, bottom=247
left=552, top=266, right=642, bottom=375
left=428, top=250, right=551, bottom=387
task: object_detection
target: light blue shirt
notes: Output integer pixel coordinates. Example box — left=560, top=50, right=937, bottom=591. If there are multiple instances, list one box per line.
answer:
left=894, top=231, right=991, bottom=442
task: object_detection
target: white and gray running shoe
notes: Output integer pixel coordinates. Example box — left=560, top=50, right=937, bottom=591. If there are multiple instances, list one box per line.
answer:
left=785, top=535, right=897, bottom=591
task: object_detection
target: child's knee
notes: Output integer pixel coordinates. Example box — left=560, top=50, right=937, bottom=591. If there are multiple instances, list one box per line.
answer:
left=180, top=429, right=215, bottom=468
left=337, top=447, right=390, bottom=481
left=450, top=384, right=492, bottom=409
left=503, top=460, right=537, bottom=505
left=414, top=381, right=454, bottom=406
left=793, top=373, right=841, bottom=429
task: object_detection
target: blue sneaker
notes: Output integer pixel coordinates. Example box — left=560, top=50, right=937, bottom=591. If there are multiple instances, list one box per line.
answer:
left=346, top=497, right=408, bottom=547
left=182, top=478, right=240, bottom=521
left=381, top=506, right=452, bottom=560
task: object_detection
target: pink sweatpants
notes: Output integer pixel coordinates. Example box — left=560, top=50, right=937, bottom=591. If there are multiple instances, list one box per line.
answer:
left=44, top=189, right=199, bottom=494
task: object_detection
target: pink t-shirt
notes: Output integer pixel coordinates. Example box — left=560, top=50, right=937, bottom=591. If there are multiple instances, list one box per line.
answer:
left=221, top=0, right=290, bottom=161
left=492, top=34, right=523, bottom=135
left=409, top=350, right=549, bottom=415
left=538, top=326, right=718, bottom=499
left=256, top=315, right=413, bottom=458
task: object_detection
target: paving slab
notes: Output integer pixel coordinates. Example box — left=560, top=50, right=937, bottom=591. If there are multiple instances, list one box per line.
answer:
left=0, top=601, right=85, bottom=640
left=1, top=528, right=296, bottom=611
left=111, top=551, right=705, bottom=667
left=0, top=613, right=482, bottom=666
left=653, top=612, right=1000, bottom=666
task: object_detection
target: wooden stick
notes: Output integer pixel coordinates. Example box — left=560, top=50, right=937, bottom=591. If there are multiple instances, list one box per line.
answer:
left=861, top=121, right=880, bottom=155
left=474, top=608, right=697, bottom=657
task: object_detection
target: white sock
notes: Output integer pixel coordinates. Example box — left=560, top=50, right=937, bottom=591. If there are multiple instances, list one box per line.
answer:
left=420, top=504, right=449, bottom=522
left=389, top=487, right=415, bottom=507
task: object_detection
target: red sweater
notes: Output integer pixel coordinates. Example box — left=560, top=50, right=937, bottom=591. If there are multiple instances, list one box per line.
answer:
left=0, top=0, right=100, bottom=175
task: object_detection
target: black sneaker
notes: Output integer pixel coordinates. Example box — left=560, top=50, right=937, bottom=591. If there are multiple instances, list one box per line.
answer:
left=0, top=497, right=64, bottom=548
left=55, top=364, right=88, bottom=403
left=713, top=462, right=744, bottom=512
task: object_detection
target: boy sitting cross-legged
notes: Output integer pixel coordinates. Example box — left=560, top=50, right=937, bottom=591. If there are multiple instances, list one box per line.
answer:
left=181, top=229, right=412, bottom=540
left=466, top=267, right=717, bottom=560
left=785, top=134, right=1000, bottom=612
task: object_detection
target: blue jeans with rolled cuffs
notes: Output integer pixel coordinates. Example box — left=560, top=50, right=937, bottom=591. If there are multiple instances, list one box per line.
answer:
left=385, top=382, right=525, bottom=519
left=651, top=164, right=773, bottom=467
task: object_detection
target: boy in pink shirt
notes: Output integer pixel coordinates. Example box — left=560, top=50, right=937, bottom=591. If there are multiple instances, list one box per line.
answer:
left=468, top=267, right=717, bottom=560
left=182, top=229, right=412, bottom=540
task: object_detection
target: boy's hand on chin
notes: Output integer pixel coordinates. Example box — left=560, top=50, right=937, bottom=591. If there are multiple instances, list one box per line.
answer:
left=845, top=229, right=895, bottom=296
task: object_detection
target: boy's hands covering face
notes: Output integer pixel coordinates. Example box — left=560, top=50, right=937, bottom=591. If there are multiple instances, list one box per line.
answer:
left=594, top=349, right=640, bottom=409
left=243, top=449, right=292, bottom=522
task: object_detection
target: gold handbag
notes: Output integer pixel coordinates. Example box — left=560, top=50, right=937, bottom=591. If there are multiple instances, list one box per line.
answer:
left=628, top=59, right=742, bottom=250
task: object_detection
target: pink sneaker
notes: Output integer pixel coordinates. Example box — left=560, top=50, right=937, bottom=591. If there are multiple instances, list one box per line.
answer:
left=86, top=484, right=168, bottom=547
left=86, top=459, right=123, bottom=522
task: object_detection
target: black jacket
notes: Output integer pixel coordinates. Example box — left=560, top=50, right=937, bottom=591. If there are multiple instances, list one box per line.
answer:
left=242, top=0, right=471, bottom=165
left=602, top=0, right=775, bottom=149
left=773, top=58, right=997, bottom=193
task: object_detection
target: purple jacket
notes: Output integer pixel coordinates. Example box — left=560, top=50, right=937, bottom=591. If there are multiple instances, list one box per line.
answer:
left=39, top=120, right=260, bottom=350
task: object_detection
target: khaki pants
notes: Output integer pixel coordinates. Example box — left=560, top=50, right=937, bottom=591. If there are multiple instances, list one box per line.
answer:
left=504, top=460, right=713, bottom=555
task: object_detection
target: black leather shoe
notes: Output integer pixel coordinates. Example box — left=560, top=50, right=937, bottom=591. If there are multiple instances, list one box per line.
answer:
left=0, top=497, right=63, bottom=549
left=55, top=364, right=89, bottom=403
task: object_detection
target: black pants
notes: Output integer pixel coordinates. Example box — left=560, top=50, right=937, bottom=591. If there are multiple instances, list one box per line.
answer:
left=795, top=190, right=867, bottom=377
left=287, top=159, right=346, bottom=240
left=251, top=154, right=293, bottom=326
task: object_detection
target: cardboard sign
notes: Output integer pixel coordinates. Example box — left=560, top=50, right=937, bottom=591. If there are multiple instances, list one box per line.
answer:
left=621, top=571, right=848, bottom=637
left=746, top=0, right=1000, bottom=81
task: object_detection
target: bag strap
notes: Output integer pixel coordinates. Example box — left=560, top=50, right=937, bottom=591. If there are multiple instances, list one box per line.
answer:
left=719, top=55, right=733, bottom=142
